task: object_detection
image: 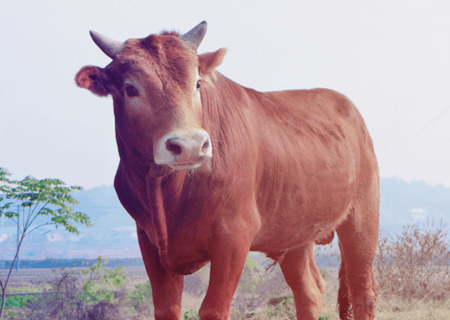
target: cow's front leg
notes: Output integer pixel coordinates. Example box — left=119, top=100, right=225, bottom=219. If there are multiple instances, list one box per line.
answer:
left=137, top=227, right=183, bottom=320
left=199, top=219, right=255, bottom=320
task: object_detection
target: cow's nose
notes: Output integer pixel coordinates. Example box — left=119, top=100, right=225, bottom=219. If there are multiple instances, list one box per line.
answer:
left=166, top=135, right=211, bottom=158
left=154, top=129, right=212, bottom=169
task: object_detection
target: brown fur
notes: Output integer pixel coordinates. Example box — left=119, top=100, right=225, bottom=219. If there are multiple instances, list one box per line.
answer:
left=76, top=26, right=379, bottom=320
left=338, top=248, right=353, bottom=319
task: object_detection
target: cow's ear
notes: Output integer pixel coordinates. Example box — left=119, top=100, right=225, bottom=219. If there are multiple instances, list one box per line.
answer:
left=75, top=66, right=110, bottom=97
left=198, top=48, right=227, bottom=76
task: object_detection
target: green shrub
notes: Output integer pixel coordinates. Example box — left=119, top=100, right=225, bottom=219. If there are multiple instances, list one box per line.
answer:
left=77, top=256, right=126, bottom=304
left=184, top=309, right=200, bottom=320
left=2, top=295, right=37, bottom=309
left=127, top=281, right=152, bottom=306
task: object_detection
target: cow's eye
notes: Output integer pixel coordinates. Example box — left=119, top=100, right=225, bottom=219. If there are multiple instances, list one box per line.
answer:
left=196, top=80, right=202, bottom=90
left=125, top=84, right=139, bottom=97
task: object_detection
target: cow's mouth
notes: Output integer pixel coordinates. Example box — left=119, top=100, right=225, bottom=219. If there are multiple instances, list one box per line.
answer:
left=168, top=161, right=204, bottom=170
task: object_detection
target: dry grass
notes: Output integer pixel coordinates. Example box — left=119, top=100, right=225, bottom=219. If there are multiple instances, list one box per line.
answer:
left=3, top=264, right=449, bottom=320
left=225, top=266, right=450, bottom=320
left=375, top=293, right=450, bottom=320
left=2, top=223, right=449, bottom=319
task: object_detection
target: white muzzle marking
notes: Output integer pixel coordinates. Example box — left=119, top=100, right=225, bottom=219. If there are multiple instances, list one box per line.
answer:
left=154, top=129, right=212, bottom=170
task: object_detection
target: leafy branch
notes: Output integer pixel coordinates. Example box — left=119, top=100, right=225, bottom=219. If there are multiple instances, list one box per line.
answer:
left=0, top=167, right=92, bottom=319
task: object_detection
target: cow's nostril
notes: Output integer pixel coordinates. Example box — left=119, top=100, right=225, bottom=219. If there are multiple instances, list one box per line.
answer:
left=201, top=140, right=210, bottom=152
left=166, top=140, right=183, bottom=156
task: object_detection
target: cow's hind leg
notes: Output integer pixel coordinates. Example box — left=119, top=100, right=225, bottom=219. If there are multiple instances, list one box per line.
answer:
left=336, top=204, right=379, bottom=320
left=279, top=243, right=326, bottom=320
left=137, top=227, right=184, bottom=320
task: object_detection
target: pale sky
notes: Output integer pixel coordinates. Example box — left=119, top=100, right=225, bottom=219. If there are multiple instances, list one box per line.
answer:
left=1, top=0, right=449, bottom=189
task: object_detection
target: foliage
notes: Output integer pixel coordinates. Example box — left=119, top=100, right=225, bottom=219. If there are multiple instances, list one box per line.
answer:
left=2, top=257, right=131, bottom=320
left=0, top=168, right=90, bottom=234
left=0, top=167, right=91, bottom=320
left=0, top=169, right=13, bottom=217
left=77, top=257, right=126, bottom=304
left=263, top=296, right=296, bottom=319
left=232, top=259, right=290, bottom=316
left=376, top=221, right=450, bottom=301
left=184, top=309, right=200, bottom=320
left=127, top=280, right=152, bottom=309
left=2, top=295, right=37, bottom=309
left=237, top=257, right=263, bottom=292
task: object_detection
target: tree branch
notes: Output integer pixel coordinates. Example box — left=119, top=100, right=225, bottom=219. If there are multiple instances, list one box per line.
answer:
left=0, top=226, right=27, bottom=318
left=25, top=202, right=34, bottom=229
left=27, top=202, right=49, bottom=231
left=29, top=200, right=41, bottom=218
left=26, top=222, right=56, bottom=236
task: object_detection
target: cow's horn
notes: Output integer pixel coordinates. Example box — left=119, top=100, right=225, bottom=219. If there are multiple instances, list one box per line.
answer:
left=89, top=31, right=124, bottom=59
left=179, top=21, right=207, bottom=51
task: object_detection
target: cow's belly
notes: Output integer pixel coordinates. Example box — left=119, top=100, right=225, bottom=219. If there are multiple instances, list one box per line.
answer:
left=250, top=204, right=349, bottom=255
left=172, top=259, right=210, bottom=275
left=251, top=172, right=357, bottom=254
left=250, top=138, right=359, bottom=253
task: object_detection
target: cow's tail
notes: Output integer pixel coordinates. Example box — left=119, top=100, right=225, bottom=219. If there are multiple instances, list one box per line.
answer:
left=337, top=250, right=353, bottom=320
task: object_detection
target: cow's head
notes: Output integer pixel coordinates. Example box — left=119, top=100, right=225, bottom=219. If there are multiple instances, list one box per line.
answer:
left=75, top=21, right=226, bottom=171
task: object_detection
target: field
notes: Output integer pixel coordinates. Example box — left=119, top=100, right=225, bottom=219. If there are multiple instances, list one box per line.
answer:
left=1, top=224, right=449, bottom=319
left=1, top=262, right=449, bottom=319
left=0, top=266, right=148, bottom=292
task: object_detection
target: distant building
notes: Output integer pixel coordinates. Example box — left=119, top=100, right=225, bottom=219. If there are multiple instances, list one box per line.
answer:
left=411, top=208, right=427, bottom=221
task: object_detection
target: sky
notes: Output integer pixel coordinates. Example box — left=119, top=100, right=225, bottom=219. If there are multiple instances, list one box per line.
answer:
left=1, top=0, right=450, bottom=189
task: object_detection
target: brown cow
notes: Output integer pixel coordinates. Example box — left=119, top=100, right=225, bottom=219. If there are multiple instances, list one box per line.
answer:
left=75, top=21, right=379, bottom=320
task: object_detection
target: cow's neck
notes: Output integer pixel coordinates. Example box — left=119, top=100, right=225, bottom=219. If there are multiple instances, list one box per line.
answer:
left=119, top=154, right=190, bottom=268
left=201, top=72, right=258, bottom=178
left=145, top=175, right=176, bottom=271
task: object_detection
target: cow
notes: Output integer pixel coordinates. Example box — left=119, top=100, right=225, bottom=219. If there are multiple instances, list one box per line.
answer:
left=75, top=21, right=379, bottom=320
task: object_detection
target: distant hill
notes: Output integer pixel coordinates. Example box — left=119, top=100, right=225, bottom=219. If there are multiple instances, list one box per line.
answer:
left=0, top=177, right=448, bottom=262
left=0, top=257, right=144, bottom=269
left=0, top=185, right=139, bottom=260
left=380, top=177, right=450, bottom=234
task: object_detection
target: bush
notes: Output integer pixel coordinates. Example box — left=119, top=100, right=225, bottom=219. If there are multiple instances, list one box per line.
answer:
left=231, top=258, right=292, bottom=318
left=2, top=295, right=37, bottom=309
left=77, top=257, right=126, bottom=304
left=2, top=257, right=133, bottom=320
left=376, top=221, right=450, bottom=301
left=125, top=280, right=153, bottom=318
left=184, top=309, right=200, bottom=320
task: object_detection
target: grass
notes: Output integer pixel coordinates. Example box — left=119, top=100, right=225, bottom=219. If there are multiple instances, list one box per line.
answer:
left=375, top=293, right=450, bottom=320
left=7, top=285, right=49, bottom=293
left=179, top=267, right=449, bottom=320
left=2, top=295, right=37, bottom=309
left=1, top=223, right=448, bottom=319
left=2, top=264, right=449, bottom=320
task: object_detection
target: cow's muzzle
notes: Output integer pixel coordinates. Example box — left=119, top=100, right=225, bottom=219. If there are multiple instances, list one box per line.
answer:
left=154, top=129, right=212, bottom=170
